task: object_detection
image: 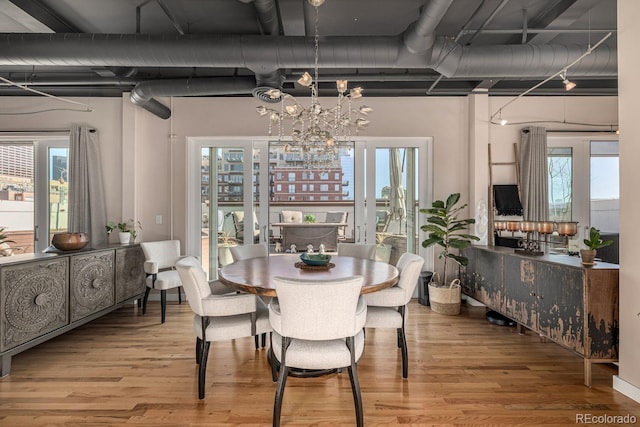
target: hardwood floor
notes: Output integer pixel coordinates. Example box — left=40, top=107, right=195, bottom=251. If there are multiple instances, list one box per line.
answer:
left=1, top=300, right=638, bottom=426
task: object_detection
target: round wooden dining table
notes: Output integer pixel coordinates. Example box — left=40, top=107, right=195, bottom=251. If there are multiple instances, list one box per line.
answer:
left=218, top=254, right=399, bottom=297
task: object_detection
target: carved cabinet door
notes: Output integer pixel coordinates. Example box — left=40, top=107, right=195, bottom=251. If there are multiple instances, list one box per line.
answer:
left=1, top=258, right=69, bottom=351
left=115, top=245, right=145, bottom=303
left=70, top=250, right=115, bottom=322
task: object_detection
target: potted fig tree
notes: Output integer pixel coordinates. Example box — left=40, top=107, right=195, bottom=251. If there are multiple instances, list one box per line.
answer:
left=420, top=193, right=479, bottom=315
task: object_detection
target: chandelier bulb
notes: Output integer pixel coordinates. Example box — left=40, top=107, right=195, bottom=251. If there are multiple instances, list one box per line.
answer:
left=336, top=80, right=348, bottom=93
left=349, top=87, right=363, bottom=99
left=265, top=88, right=282, bottom=100
left=298, top=72, right=313, bottom=87
left=256, top=105, right=268, bottom=116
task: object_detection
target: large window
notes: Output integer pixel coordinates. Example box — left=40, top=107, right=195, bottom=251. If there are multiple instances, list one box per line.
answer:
left=548, top=147, right=572, bottom=222
left=0, top=138, right=69, bottom=253
left=547, top=136, right=619, bottom=234
left=590, top=140, right=619, bottom=232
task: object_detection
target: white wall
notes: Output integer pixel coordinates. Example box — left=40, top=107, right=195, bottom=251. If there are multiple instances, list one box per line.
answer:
left=615, top=0, right=640, bottom=403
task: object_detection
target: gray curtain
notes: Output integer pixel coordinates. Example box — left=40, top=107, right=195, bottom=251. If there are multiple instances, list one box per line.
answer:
left=68, top=124, right=107, bottom=246
left=518, top=126, right=549, bottom=221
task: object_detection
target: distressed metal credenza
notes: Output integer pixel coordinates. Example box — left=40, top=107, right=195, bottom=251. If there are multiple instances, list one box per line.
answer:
left=0, top=244, right=145, bottom=376
left=461, top=245, right=619, bottom=387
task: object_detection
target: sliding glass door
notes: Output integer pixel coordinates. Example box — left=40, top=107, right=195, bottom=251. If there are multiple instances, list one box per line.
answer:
left=187, top=137, right=433, bottom=275
left=359, top=138, right=432, bottom=264
left=187, top=138, right=269, bottom=279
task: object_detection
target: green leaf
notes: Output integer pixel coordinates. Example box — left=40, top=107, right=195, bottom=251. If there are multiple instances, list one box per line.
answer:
left=431, top=200, right=445, bottom=209
left=445, top=193, right=460, bottom=210
left=448, top=239, right=472, bottom=249
left=422, top=237, right=442, bottom=248
left=427, top=216, right=447, bottom=227
left=448, top=253, right=469, bottom=266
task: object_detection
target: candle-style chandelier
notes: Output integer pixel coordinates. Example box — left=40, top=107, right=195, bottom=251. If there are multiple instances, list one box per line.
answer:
left=255, top=0, right=372, bottom=169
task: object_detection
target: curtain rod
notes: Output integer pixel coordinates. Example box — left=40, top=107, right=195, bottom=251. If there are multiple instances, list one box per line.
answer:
left=0, top=128, right=95, bottom=133
left=522, top=129, right=617, bottom=134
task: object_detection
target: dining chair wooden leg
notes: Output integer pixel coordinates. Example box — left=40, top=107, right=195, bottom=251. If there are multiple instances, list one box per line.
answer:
left=273, top=365, right=289, bottom=427
left=398, top=305, right=409, bottom=378
left=160, top=290, right=167, bottom=324
left=142, top=287, right=151, bottom=315
left=262, top=332, right=267, bottom=348
left=178, top=286, right=182, bottom=305
left=254, top=335, right=259, bottom=349
left=198, top=341, right=211, bottom=399
left=399, top=326, right=408, bottom=378
left=347, top=365, right=364, bottom=427
left=269, top=335, right=277, bottom=382
left=195, top=338, right=202, bottom=364
left=346, top=336, right=364, bottom=427
left=273, top=336, right=291, bottom=427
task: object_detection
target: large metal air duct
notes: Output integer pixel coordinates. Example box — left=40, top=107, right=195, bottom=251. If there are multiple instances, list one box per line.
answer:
left=0, top=0, right=617, bottom=118
left=130, top=77, right=257, bottom=119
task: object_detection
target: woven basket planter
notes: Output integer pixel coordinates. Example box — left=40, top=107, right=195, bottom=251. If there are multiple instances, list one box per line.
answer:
left=428, top=278, right=461, bottom=315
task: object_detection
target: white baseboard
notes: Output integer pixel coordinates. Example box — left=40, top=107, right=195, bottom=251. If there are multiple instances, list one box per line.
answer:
left=613, top=375, right=640, bottom=404
left=463, top=295, right=486, bottom=307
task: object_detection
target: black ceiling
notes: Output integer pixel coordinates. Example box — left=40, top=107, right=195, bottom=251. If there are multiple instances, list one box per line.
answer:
left=0, top=0, right=618, bottom=99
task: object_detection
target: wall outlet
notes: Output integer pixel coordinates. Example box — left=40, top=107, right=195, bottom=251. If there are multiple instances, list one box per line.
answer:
left=155, top=215, right=162, bottom=225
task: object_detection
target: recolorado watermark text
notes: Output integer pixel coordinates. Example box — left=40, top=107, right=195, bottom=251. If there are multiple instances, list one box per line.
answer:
left=576, top=413, right=637, bottom=424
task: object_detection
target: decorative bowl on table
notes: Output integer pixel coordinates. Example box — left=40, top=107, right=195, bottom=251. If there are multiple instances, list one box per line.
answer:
left=51, top=232, right=90, bottom=251
left=299, top=253, right=331, bottom=266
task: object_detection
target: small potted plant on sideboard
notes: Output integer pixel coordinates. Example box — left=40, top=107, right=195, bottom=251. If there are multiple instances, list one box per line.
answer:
left=581, top=226, right=613, bottom=266
left=106, top=219, right=142, bottom=244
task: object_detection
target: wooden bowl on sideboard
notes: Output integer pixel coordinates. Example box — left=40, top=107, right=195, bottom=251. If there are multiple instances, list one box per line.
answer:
left=51, top=232, right=90, bottom=251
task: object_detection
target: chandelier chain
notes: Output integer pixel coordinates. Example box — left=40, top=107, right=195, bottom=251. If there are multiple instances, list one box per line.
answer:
left=254, top=0, right=371, bottom=169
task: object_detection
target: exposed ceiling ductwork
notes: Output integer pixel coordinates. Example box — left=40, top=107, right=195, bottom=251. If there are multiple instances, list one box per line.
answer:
left=0, top=0, right=618, bottom=118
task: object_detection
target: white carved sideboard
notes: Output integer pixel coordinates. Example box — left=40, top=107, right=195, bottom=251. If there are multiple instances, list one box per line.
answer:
left=0, top=244, right=145, bottom=376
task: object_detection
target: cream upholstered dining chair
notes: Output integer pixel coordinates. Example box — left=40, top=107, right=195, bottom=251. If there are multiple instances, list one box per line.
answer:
left=175, top=256, right=271, bottom=400
left=229, top=244, right=268, bottom=261
left=229, top=244, right=269, bottom=349
left=140, top=240, right=185, bottom=324
left=337, top=243, right=377, bottom=260
left=269, top=275, right=366, bottom=427
left=363, top=252, right=424, bottom=378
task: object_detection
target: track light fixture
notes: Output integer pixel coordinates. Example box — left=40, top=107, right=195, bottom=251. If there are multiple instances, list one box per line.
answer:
left=560, top=71, right=576, bottom=91
left=498, top=110, right=507, bottom=126
left=488, top=32, right=611, bottom=127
